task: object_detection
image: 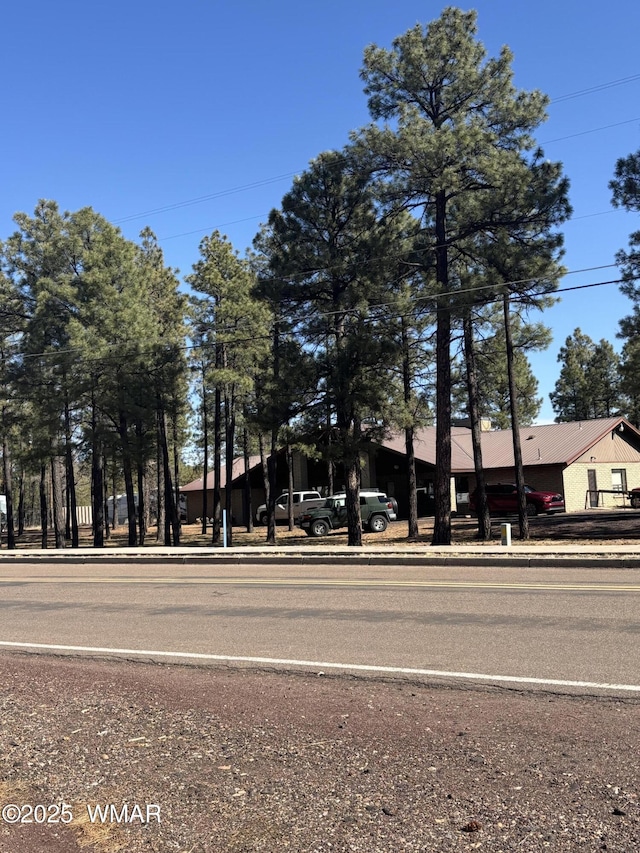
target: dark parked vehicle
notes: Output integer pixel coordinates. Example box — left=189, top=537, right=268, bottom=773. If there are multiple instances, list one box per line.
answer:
left=630, top=488, right=640, bottom=508
left=470, top=483, right=565, bottom=516
left=298, top=494, right=394, bottom=537
left=255, top=490, right=324, bottom=525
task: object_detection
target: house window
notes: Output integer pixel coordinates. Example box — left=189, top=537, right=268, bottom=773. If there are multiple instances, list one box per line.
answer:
left=611, top=469, right=627, bottom=493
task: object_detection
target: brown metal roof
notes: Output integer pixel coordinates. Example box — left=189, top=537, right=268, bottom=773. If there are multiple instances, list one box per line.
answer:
left=382, top=427, right=476, bottom=470
left=181, top=418, right=640, bottom=490
left=381, top=417, right=640, bottom=473
left=181, top=454, right=262, bottom=491
left=479, top=417, right=637, bottom=469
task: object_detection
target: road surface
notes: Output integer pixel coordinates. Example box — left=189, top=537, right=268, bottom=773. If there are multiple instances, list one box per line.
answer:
left=0, top=559, right=638, bottom=694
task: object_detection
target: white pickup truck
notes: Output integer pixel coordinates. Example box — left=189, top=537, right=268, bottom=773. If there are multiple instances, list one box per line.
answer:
left=255, top=490, right=324, bottom=525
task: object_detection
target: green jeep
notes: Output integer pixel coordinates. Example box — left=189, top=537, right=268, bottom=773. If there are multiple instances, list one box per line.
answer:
left=298, top=494, right=392, bottom=537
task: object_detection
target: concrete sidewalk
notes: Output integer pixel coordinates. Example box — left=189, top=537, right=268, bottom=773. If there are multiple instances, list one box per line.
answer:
left=1, top=542, right=640, bottom=568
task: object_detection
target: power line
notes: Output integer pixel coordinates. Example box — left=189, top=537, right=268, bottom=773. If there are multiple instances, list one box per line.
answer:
left=108, top=74, right=640, bottom=234
left=160, top=214, right=269, bottom=242
left=15, top=269, right=633, bottom=364
left=551, top=73, right=640, bottom=104
left=542, top=116, right=640, bottom=145
left=113, top=174, right=298, bottom=224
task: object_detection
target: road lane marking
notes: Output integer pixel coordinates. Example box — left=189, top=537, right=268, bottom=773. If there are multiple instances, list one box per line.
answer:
left=0, top=640, right=638, bottom=693
left=0, top=577, right=639, bottom=592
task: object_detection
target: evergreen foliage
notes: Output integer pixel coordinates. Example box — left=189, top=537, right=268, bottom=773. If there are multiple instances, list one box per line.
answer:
left=1, top=202, right=188, bottom=547
left=253, top=150, right=410, bottom=545
left=550, top=329, right=622, bottom=421
left=354, top=7, right=569, bottom=543
left=610, top=148, right=640, bottom=426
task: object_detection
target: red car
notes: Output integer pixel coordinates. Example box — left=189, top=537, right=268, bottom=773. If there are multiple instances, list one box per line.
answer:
left=470, top=483, right=565, bottom=516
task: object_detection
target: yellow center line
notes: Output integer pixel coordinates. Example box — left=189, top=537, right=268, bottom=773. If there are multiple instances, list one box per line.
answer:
left=0, top=577, right=639, bottom=592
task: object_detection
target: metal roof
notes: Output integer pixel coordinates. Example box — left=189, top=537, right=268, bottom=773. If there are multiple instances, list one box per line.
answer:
left=181, top=454, right=262, bottom=491
left=181, top=418, right=640, bottom=490
left=382, top=417, right=640, bottom=472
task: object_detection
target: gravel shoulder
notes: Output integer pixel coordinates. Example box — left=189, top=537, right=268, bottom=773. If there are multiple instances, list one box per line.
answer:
left=0, top=653, right=638, bottom=852
left=5, top=509, right=640, bottom=552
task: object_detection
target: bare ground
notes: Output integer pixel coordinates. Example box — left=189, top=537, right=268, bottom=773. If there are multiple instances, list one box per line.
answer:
left=4, top=508, right=640, bottom=551
left=0, top=654, right=638, bottom=852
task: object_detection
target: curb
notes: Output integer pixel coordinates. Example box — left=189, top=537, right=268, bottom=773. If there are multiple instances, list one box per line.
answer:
left=1, top=552, right=640, bottom=569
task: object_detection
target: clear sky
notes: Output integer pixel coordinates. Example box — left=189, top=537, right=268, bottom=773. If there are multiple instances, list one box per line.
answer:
left=2, top=0, right=639, bottom=423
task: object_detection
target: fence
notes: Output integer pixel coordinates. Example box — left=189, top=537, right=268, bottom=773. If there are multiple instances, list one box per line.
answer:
left=584, top=490, right=636, bottom=510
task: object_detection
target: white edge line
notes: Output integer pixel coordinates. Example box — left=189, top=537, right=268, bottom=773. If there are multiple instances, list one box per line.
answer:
left=0, top=640, right=638, bottom=693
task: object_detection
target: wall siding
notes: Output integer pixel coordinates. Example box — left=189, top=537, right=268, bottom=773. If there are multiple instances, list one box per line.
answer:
left=574, top=430, right=640, bottom=464
left=563, top=462, right=640, bottom=512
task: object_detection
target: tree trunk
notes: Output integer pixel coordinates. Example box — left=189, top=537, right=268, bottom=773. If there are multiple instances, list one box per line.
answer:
left=463, top=311, right=491, bottom=540
left=503, top=294, right=529, bottom=540
left=119, top=412, right=138, bottom=546
left=136, top=457, right=146, bottom=547
left=259, top=431, right=270, bottom=530
left=243, top=426, right=253, bottom=532
left=2, top=433, right=15, bottom=550
left=103, top=460, right=111, bottom=540
left=402, top=320, right=419, bottom=539
left=110, top=458, right=118, bottom=531
left=432, top=189, right=452, bottom=546
left=201, top=376, right=209, bottom=534
left=155, top=432, right=165, bottom=542
left=91, top=396, right=104, bottom=547
left=51, top=455, right=66, bottom=549
left=17, top=465, right=25, bottom=537
left=266, top=428, right=278, bottom=545
left=212, top=383, right=222, bottom=544
left=39, top=464, right=48, bottom=548
left=224, top=387, right=236, bottom=547
left=345, top=445, right=362, bottom=548
left=64, top=397, right=79, bottom=547
left=172, top=414, right=181, bottom=539
left=158, top=406, right=180, bottom=546
left=134, top=420, right=146, bottom=545
left=286, top=441, right=294, bottom=531
left=405, top=426, right=419, bottom=540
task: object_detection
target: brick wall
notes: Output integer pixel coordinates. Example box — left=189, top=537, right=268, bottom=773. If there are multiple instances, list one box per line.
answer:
left=563, top=462, right=640, bottom=512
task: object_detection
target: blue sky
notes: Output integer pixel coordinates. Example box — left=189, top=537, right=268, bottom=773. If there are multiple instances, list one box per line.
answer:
left=2, top=0, right=639, bottom=423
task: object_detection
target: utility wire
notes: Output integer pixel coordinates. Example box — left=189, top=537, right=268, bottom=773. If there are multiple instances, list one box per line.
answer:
left=550, top=73, right=640, bottom=103
left=152, top=115, right=637, bottom=243
left=16, top=272, right=634, bottom=363
left=543, top=116, right=640, bottom=145
left=109, top=74, right=640, bottom=232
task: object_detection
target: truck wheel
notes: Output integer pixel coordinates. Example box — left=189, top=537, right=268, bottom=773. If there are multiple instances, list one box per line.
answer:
left=310, top=519, right=330, bottom=537
left=369, top=514, right=388, bottom=533
left=631, top=495, right=640, bottom=509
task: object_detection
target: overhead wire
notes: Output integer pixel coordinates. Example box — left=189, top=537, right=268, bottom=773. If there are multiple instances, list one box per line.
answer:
left=6, top=76, right=640, bottom=364
left=108, top=73, right=640, bottom=238
left=16, top=269, right=635, bottom=364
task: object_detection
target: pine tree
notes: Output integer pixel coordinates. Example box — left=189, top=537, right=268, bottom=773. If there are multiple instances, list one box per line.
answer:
left=550, top=330, right=622, bottom=421
left=355, top=8, right=569, bottom=544
left=188, top=232, right=270, bottom=544
left=610, top=148, right=640, bottom=419
left=254, top=151, right=406, bottom=546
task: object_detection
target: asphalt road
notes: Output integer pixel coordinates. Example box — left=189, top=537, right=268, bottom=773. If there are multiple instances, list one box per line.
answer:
left=0, top=560, right=638, bottom=695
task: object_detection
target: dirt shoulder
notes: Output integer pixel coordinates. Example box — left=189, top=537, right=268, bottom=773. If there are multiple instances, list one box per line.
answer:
left=5, top=508, right=640, bottom=552
left=0, top=653, right=638, bottom=852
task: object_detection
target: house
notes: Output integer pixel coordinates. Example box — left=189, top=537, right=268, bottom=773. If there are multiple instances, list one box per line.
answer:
left=179, top=417, right=640, bottom=523
left=453, top=417, right=640, bottom=513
